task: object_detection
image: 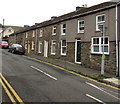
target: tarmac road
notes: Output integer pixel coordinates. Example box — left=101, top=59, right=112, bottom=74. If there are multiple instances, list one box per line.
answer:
left=1, top=49, right=120, bottom=103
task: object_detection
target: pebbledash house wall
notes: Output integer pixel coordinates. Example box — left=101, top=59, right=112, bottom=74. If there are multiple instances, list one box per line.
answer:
left=8, top=2, right=117, bottom=75
left=58, top=7, right=117, bottom=74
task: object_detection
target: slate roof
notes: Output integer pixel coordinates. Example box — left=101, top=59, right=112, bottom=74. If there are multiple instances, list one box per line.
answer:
left=10, top=1, right=117, bottom=36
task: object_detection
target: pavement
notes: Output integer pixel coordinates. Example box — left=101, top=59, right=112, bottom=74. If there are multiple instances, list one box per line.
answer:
left=25, top=54, right=120, bottom=88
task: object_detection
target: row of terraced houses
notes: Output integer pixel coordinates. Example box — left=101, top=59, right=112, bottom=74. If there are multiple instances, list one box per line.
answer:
left=8, top=1, right=120, bottom=76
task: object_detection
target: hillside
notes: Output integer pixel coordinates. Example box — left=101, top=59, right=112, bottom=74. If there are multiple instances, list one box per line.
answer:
left=4, top=25, right=23, bottom=32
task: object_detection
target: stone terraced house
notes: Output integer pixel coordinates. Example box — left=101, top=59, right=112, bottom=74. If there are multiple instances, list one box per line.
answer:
left=8, top=1, right=120, bottom=76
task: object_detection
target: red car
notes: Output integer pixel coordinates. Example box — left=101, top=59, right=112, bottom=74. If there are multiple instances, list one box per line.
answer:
left=0, top=41, right=9, bottom=49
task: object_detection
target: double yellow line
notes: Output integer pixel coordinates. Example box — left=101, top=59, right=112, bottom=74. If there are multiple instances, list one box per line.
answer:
left=0, top=73, right=24, bottom=104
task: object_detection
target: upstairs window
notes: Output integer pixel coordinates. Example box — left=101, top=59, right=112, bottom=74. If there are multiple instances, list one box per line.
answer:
left=25, top=32, right=28, bottom=38
left=32, top=30, right=35, bottom=37
left=91, top=37, right=109, bottom=54
left=39, top=29, right=43, bottom=37
left=96, top=14, right=105, bottom=31
left=78, top=20, right=84, bottom=33
left=61, top=40, right=67, bottom=55
left=61, top=24, right=66, bottom=35
left=52, top=26, right=57, bottom=35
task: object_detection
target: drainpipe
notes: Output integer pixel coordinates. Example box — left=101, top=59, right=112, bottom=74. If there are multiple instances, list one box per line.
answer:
left=116, top=4, right=119, bottom=77
left=35, top=29, right=38, bottom=54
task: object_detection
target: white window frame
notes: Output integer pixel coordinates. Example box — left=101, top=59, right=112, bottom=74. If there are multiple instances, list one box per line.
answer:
left=39, top=29, right=43, bottom=37
left=52, top=26, right=57, bottom=35
left=96, top=14, right=105, bottom=31
left=91, top=37, right=109, bottom=54
left=61, top=24, right=66, bottom=35
left=51, top=40, right=56, bottom=55
left=25, top=32, right=28, bottom=38
left=38, top=41, right=42, bottom=53
left=32, top=30, right=35, bottom=37
left=78, top=20, right=84, bottom=33
left=61, top=40, right=67, bottom=55
left=31, top=41, right=35, bottom=50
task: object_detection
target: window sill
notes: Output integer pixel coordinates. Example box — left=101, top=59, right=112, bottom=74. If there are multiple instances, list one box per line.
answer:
left=52, top=34, right=56, bottom=36
left=78, top=31, right=84, bottom=34
left=95, top=30, right=101, bottom=32
left=61, top=34, right=66, bottom=36
left=51, top=53, right=55, bottom=55
left=61, top=54, right=67, bottom=56
left=91, top=52, right=109, bottom=55
left=78, top=32, right=84, bottom=34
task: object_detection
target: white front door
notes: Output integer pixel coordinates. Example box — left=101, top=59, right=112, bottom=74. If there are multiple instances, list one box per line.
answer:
left=75, top=39, right=81, bottom=64
left=44, top=40, right=48, bottom=57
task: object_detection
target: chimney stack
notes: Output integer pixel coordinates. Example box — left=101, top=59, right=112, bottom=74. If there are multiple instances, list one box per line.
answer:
left=76, top=6, right=83, bottom=11
left=51, top=16, right=57, bottom=20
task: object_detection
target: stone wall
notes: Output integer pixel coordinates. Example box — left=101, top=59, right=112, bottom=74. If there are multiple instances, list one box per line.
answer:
left=58, top=42, right=74, bottom=62
left=81, top=41, right=116, bottom=74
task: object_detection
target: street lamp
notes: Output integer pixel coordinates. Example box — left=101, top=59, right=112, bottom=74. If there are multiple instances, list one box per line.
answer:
left=99, top=23, right=107, bottom=75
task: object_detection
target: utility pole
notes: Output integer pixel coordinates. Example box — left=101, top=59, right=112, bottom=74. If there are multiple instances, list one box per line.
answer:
left=101, top=24, right=105, bottom=75
left=100, top=23, right=107, bottom=75
left=2, top=19, right=5, bottom=40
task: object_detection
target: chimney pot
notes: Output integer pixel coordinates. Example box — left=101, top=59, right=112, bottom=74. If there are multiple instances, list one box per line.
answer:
left=51, top=16, right=57, bottom=20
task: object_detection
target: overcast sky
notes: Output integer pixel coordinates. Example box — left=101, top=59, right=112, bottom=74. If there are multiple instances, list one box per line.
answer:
left=0, top=0, right=118, bottom=27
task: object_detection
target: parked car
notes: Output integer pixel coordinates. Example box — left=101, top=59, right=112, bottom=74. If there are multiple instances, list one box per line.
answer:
left=0, top=41, right=9, bottom=49
left=8, top=44, right=26, bottom=55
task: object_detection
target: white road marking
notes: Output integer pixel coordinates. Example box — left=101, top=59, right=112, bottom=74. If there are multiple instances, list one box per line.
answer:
left=100, top=87, right=119, bottom=95
left=30, top=66, right=57, bottom=80
left=86, top=94, right=106, bottom=104
left=86, top=82, right=120, bottom=100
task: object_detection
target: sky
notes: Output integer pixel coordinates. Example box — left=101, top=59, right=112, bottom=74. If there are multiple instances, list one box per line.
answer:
left=0, top=0, right=118, bottom=27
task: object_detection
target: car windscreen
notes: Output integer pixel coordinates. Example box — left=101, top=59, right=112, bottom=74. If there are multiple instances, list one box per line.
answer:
left=13, top=44, right=22, bottom=47
left=2, top=42, right=8, bottom=44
